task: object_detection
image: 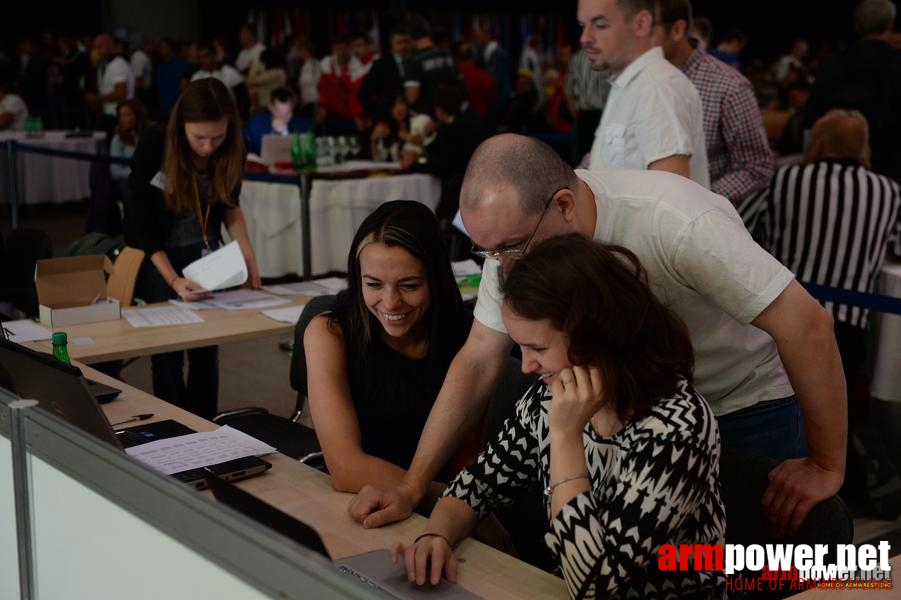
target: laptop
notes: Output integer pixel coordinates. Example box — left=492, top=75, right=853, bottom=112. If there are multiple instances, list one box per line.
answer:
left=0, top=339, right=271, bottom=490
left=260, top=133, right=299, bottom=164
left=205, top=473, right=481, bottom=599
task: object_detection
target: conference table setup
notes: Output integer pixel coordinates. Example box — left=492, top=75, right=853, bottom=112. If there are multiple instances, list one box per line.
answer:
left=80, top=364, right=567, bottom=599
left=240, top=161, right=441, bottom=278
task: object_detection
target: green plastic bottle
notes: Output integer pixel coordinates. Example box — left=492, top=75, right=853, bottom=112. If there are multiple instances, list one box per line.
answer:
left=303, top=130, right=316, bottom=170
left=291, top=131, right=303, bottom=169
left=51, top=332, right=71, bottom=364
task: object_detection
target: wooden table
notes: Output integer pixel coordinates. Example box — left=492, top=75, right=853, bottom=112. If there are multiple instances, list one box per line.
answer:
left=86, top=365, right=568, bottom=599
left=27, top=297, right=309, bottom=364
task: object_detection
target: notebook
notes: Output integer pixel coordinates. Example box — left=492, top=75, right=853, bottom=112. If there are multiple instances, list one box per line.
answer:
left=205, top=473, right=481, bottom=599
left=0, top=339, right=271, bottom=490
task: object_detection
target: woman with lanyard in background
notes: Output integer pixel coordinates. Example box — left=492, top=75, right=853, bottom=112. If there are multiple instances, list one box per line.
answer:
left=125, top=78, right=261, bottom=419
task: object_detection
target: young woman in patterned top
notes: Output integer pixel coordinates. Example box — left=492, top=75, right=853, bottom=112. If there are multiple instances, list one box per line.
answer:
left=393, top=234, right=726, bottom=599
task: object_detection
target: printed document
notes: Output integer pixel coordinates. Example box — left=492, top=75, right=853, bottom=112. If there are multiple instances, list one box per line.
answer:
left=124, top=306, right=205, bottom=327
left=125, top=426, right=276, bottom=475
left=262, top=304, right=307, bottom=323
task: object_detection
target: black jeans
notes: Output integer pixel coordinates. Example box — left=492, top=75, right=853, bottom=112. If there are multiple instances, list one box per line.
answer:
left=135, top=242, right=219, bottom=420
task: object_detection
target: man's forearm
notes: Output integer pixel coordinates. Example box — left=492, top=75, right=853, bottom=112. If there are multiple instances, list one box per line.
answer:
left=401, top=349, right=506, bottom=503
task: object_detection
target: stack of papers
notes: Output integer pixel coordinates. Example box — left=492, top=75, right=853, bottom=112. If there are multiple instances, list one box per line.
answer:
left=123, top=306, right=205, bottom=328
left=263, top=277, right=347, bottom=296
left=261, top=304, right=307, bottom=324
left=170, top=289, right=291, bottom=311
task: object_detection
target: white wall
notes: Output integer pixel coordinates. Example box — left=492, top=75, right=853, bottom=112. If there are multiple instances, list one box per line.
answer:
left=1, top=434, right=21, bottom=600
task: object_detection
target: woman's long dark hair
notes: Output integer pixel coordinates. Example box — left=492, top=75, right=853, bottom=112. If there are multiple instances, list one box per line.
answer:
left=330, top=200, right=464, bottom=368
left=502, top=234, right=695, bottom=422
left=115, top=98, right=149, bottom=146
left=162, top=78, right=244, bottom=213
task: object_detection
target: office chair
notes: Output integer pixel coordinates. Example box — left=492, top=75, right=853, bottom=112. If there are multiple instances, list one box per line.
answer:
left=214, top=294, right=337, bottom=466
left=106, top=246, right=145, bottom=308
left=719, top=446, right=854, bottom=599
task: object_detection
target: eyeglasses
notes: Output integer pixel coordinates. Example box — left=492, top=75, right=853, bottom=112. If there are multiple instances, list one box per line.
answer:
left=471, top=188, right=566, bottom=261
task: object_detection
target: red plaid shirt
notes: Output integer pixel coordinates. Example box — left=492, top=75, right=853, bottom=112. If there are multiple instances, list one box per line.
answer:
left=681, top=47, right=773, bottom=204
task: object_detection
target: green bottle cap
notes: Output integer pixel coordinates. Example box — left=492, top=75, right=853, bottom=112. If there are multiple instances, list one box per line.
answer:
left=51, top=332, right=68, bottom=345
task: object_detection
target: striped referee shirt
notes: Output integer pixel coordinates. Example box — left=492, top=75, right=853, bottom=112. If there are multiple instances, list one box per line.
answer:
left=743, top=158, right=901, bottom=328
left=564, top=49, right=611, bottom=111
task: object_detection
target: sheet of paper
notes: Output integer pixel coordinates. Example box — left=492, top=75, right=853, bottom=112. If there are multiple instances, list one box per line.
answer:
left=261, top=304, right=307, bottom=324
left=125, top=425, right=277, bottom=475
left=70, top=337, right=94, bottom=346
left=2, top=319, right=52, bottom=343
left=452, top=259, right=481, bottom=277
left=182, top=240, right=248, bottom=291
left=168, top=299, right=219, bottom=310
left=205, top=289, right=291, bottom=310
left=123, top=306, right=205, bottom=328
left=263, top=279, right=345, bottom=296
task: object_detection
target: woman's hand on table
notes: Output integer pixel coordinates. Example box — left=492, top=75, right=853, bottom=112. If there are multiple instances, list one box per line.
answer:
left=173, top=277, right=213, bottom=301
left=391, top=534, right=458, bottom=586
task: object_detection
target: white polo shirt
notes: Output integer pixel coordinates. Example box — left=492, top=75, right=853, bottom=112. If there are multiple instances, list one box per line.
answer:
left=236, top=43, right=265, bottom=73
left=0, top=93, right=29, bottom=130
left=98, top=56, right=135, bottom=116
left=588, top=47, right=709, bottom=188
left=473, top=169, right=795, bottom=415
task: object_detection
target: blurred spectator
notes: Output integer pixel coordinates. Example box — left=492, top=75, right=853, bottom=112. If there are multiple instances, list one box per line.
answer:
left=295, top=39, right=320, bottom=119
left=472, top=24, right=513, bottom=111
left=246, top=47, right=287, bottom=110
left=54, top=35, right=91, bottom=129
left=244, top=86, right=308, bottom=155
left=497, top=68, right=543, bottom=132
left=317, top=35, right=366, bottom=132
left=358, top=27, right=410, bottom=124
left=775, top=39, right=809, bottom=84
left=454, top=41, right=496, bottom=118
left=369, top=92, right=433, bottom=165
left=0, top=78, right=29, bottom=130
left=691, top=16, right=713, bottom=52
left=236, top=24, right=265, bottom=75
left=518, top=34, right=545, bottom=107
left=130, top=37, right=153, bottom=97
left=85, top=33, right=135, bottom=137
left=110, top=98, right=149, bottom=198
left=351, top=31, right=378, bottom=70
left=191, top=42, right=244, bottom=94
left=564, top=48, right=611, bottom=158
left=404, top=15, right=456, bottom=116
left=155, top=38, right=188, bottom=118
left=803, top=0, right=901, bottom=184
left=776, top=78, right=811, bottom=156
left=712, top=28, right=745, bottom=70
left=17, top=38, right=49, bottom=120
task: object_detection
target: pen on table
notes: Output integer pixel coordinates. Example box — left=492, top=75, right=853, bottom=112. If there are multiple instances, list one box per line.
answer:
left=111, top=413, right=154, bottom=427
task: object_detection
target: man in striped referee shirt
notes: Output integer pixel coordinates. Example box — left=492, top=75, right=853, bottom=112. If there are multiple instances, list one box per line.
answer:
left=745, top=109, right=901, bottom=403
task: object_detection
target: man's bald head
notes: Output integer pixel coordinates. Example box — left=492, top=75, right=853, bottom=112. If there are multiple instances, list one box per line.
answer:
left=461, top=134, right=580, bottom=215
left=805, top=109, right=871, bottom=167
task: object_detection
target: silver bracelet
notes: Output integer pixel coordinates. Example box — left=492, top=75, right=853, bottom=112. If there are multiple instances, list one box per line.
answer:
left=544, top=473, right=590, bottom=500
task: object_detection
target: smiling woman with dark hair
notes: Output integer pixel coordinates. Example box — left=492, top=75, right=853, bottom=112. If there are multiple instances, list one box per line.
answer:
left=304, top=200, right=474, bottom=499
left=395, top=234, right=725, bottom=599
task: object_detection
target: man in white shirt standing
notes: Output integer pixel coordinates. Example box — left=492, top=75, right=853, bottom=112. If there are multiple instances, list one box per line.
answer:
left=235, top=25, right=266, bottom=75
left=86, top=33, right=135, bottom=134
left=130, top=41, right=153, bottom=96
left=0, top=80, right=29, bottom=130
left=582, top=0, right=709, bottom=187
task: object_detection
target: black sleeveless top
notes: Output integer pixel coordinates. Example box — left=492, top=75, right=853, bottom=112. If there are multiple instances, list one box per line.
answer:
left=346, top=311, right=472, bottom=476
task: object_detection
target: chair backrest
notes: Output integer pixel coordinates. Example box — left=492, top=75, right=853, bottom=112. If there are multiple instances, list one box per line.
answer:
left=106, top=246, right=145, bottom=308
left=720, top=446, right=853, bottom=585
left=289, top=294, right=340, bottom=405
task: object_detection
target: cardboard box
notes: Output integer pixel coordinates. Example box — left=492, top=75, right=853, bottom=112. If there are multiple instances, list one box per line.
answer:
left=35, top=255, right=121, bottom=328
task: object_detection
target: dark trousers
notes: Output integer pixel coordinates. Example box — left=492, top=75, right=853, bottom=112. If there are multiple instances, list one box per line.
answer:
left=135, top=242, right=219, bottom=420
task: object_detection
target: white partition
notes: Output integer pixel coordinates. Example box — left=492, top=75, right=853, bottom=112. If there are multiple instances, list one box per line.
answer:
left=30, top=455, right=269, bottom=600
left=1, top=431, right=21, bottom=600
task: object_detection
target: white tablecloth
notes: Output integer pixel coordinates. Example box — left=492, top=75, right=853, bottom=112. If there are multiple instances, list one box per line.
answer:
left=240, top=172, right=440, bottom=278
left=871, top=261, right=901, bottom=402
left=0, top=130, right=106, bottom=205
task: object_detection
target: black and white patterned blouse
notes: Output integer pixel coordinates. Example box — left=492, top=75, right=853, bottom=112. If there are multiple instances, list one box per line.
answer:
left=444, top=378, right=726, bottom=599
